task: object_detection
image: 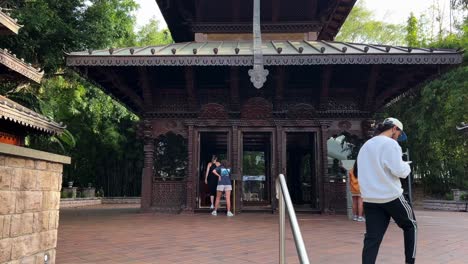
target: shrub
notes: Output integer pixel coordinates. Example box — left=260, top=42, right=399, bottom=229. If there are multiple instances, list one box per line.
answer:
left=444, top=192, right=454, bottom=200
left=461, top=193, right=468, bottom=201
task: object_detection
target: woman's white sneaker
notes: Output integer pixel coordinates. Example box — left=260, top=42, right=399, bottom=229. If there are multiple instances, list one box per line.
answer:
left=227, top=211, right=234, bottom=217
left=211, top=210, right=217, bottom=216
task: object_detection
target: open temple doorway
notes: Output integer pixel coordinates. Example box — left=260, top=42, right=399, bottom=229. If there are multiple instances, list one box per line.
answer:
left=242, top=132, right=272, bottom=206
left=285, top=132, right=319, bottom=210
left=198, top=132, right=228, bottom=208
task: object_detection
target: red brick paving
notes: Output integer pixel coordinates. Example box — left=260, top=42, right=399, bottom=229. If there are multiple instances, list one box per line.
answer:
left=56, top=205, right=468, bottom=263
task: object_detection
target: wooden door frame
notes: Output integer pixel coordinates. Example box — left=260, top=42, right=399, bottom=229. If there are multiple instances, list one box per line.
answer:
left=193, top=127, right=232, bottom=209
left=281, top=127, right=321, bottom=210
left=238, top=127, right=276, bottom=209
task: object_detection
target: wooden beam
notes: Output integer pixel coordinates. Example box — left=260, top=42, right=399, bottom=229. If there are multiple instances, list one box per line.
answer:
left=138, top=67, right=153, bottom=111
left=185, top=67, right=197, bottom=110
left=232, top=0, right=240, bottom=22
left=272, top=0, right=280, bottom=22
left=375, top=72, right=412, bottom=108
left=364, top=65, right=380, bottom=111
left=319, top=65, right=332, bottom=109
left=274, top=66, right=285, bottom=109
left=195, top=0, right=203, bottom=22
left=229, top=67, right=240, bottom=110
left=308, top=0, right=318, bottom=20
left=101, top=69, right=143, bottom=111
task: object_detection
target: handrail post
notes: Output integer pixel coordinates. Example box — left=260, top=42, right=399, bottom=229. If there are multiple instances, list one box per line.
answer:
left=277, top=179, right=286, bottom=264
left=276, top=174, right=310, bottom=264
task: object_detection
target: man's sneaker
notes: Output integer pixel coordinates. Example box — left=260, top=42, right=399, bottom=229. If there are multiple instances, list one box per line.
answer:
left=357, top=216, right=365, bottom=222
left=211, top=210, right=217, bottom=216
left=353, top=215, right=358, bottom=221
left=227, top=211, right=234, bottom=217
left=210, top=204, right=214, bottom=209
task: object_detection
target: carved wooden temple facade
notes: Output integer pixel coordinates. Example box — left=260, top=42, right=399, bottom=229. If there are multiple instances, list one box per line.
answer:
left=66, top=0, right=463, bottom=213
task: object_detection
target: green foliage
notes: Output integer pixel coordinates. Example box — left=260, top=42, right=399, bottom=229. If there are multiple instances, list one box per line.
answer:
left=0, top=1, right=173, bottom=196
left=444, top=192, right=454, bottom=201
left=405, top=13, right=419, bottom=46
left=243, top=151, right=265, bottom=176
left=461, top=193, right=468, bottom=201
left=0, top=0, right=139, bottom=73
left=336, top=0, right=405, bottom=45
left=136, top=18, right=173, bottom=46
left=384, top=66, right=468, bottom=196
left=154, top=132, right=188, bottom=181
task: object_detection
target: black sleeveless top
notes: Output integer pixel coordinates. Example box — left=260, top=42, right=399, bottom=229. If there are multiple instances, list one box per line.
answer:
left=208, top=163, right=218, bottom=179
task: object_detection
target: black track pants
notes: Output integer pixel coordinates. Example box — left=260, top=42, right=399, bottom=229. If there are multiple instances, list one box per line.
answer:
left=362, top=195, right=417, bottom=264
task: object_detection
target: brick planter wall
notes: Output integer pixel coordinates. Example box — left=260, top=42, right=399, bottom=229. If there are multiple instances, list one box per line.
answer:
left=0, top=143, right=70, bottom=264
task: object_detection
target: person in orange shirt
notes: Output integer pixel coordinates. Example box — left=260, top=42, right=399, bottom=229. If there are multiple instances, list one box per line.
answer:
left=350, top=162, right=364, bottom=222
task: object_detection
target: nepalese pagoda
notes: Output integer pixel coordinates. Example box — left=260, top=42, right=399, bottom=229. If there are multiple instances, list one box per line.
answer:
left=0, top=8, right=64, bottom=145
left=66, top=0, right=463, bottom=213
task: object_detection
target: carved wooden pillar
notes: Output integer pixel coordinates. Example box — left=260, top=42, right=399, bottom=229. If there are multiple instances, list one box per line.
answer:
left=319, top=121, right=331, bottom=213
left=272, top=124, right=283, bottom=212
left=274, top=67, right=285, bottom=110
left=141, top=119, right=154, bottom=211
left=231, top=125, right=242, bottom=213
left=185, top=125, right=195, bottom=212
left=230, top=67, right=240, bottom=111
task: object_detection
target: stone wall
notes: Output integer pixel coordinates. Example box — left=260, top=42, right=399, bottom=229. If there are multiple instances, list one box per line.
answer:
left=423, top=200, right=468, bottom=212
left=102, top=197, right=140, bottom=204
left=60, top=198, right=101, bottom=208
left=0, top=143, right=70, bottom=264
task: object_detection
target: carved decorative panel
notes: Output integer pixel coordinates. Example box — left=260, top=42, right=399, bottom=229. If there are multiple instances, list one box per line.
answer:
left=152, top=181, right=187, bottom=211
left=154, top=89, right=188, bottom=112
left=323, top=181, right=347, bottom=214
left=337, top=120, right=352, bottom=131
left=241, top=97, right=273, bottom=119
left=287, top=103, right=317, bottom=119
left=152, top=119, right=187, bottom=138
left=198, top=103, right=228, bottom=119
left=320, top=98, right=360, bottom=112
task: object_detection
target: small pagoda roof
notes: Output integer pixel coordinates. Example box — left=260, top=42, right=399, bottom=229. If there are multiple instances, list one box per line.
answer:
left=0, top=8, right=21, bottom=35
left=0, top=48, right=44, bottom=83
left=67, top=40, right=463, bottom=67
left=0, top=95, right=65, bottom=135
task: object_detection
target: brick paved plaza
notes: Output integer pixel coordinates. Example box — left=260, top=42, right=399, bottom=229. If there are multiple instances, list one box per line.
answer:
left=56, top=205, right=468, bottom=263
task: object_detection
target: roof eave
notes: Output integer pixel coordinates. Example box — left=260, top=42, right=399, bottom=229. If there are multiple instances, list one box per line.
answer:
left=0, top=10, right=22, bottom=35
left=0, top=96, right=65, bottom=135
left=0, top=48, right=44, bottom=83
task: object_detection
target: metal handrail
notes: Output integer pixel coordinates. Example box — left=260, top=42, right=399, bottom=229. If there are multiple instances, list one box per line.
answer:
left=276, top=174, right=310, bottom=264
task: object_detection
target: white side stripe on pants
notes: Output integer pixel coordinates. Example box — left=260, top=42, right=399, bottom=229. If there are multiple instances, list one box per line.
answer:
left=399, top=195, right=417, bottom=258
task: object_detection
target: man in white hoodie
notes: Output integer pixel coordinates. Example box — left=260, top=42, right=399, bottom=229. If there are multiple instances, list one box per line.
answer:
left=357, top=118, right=416, bottom=264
